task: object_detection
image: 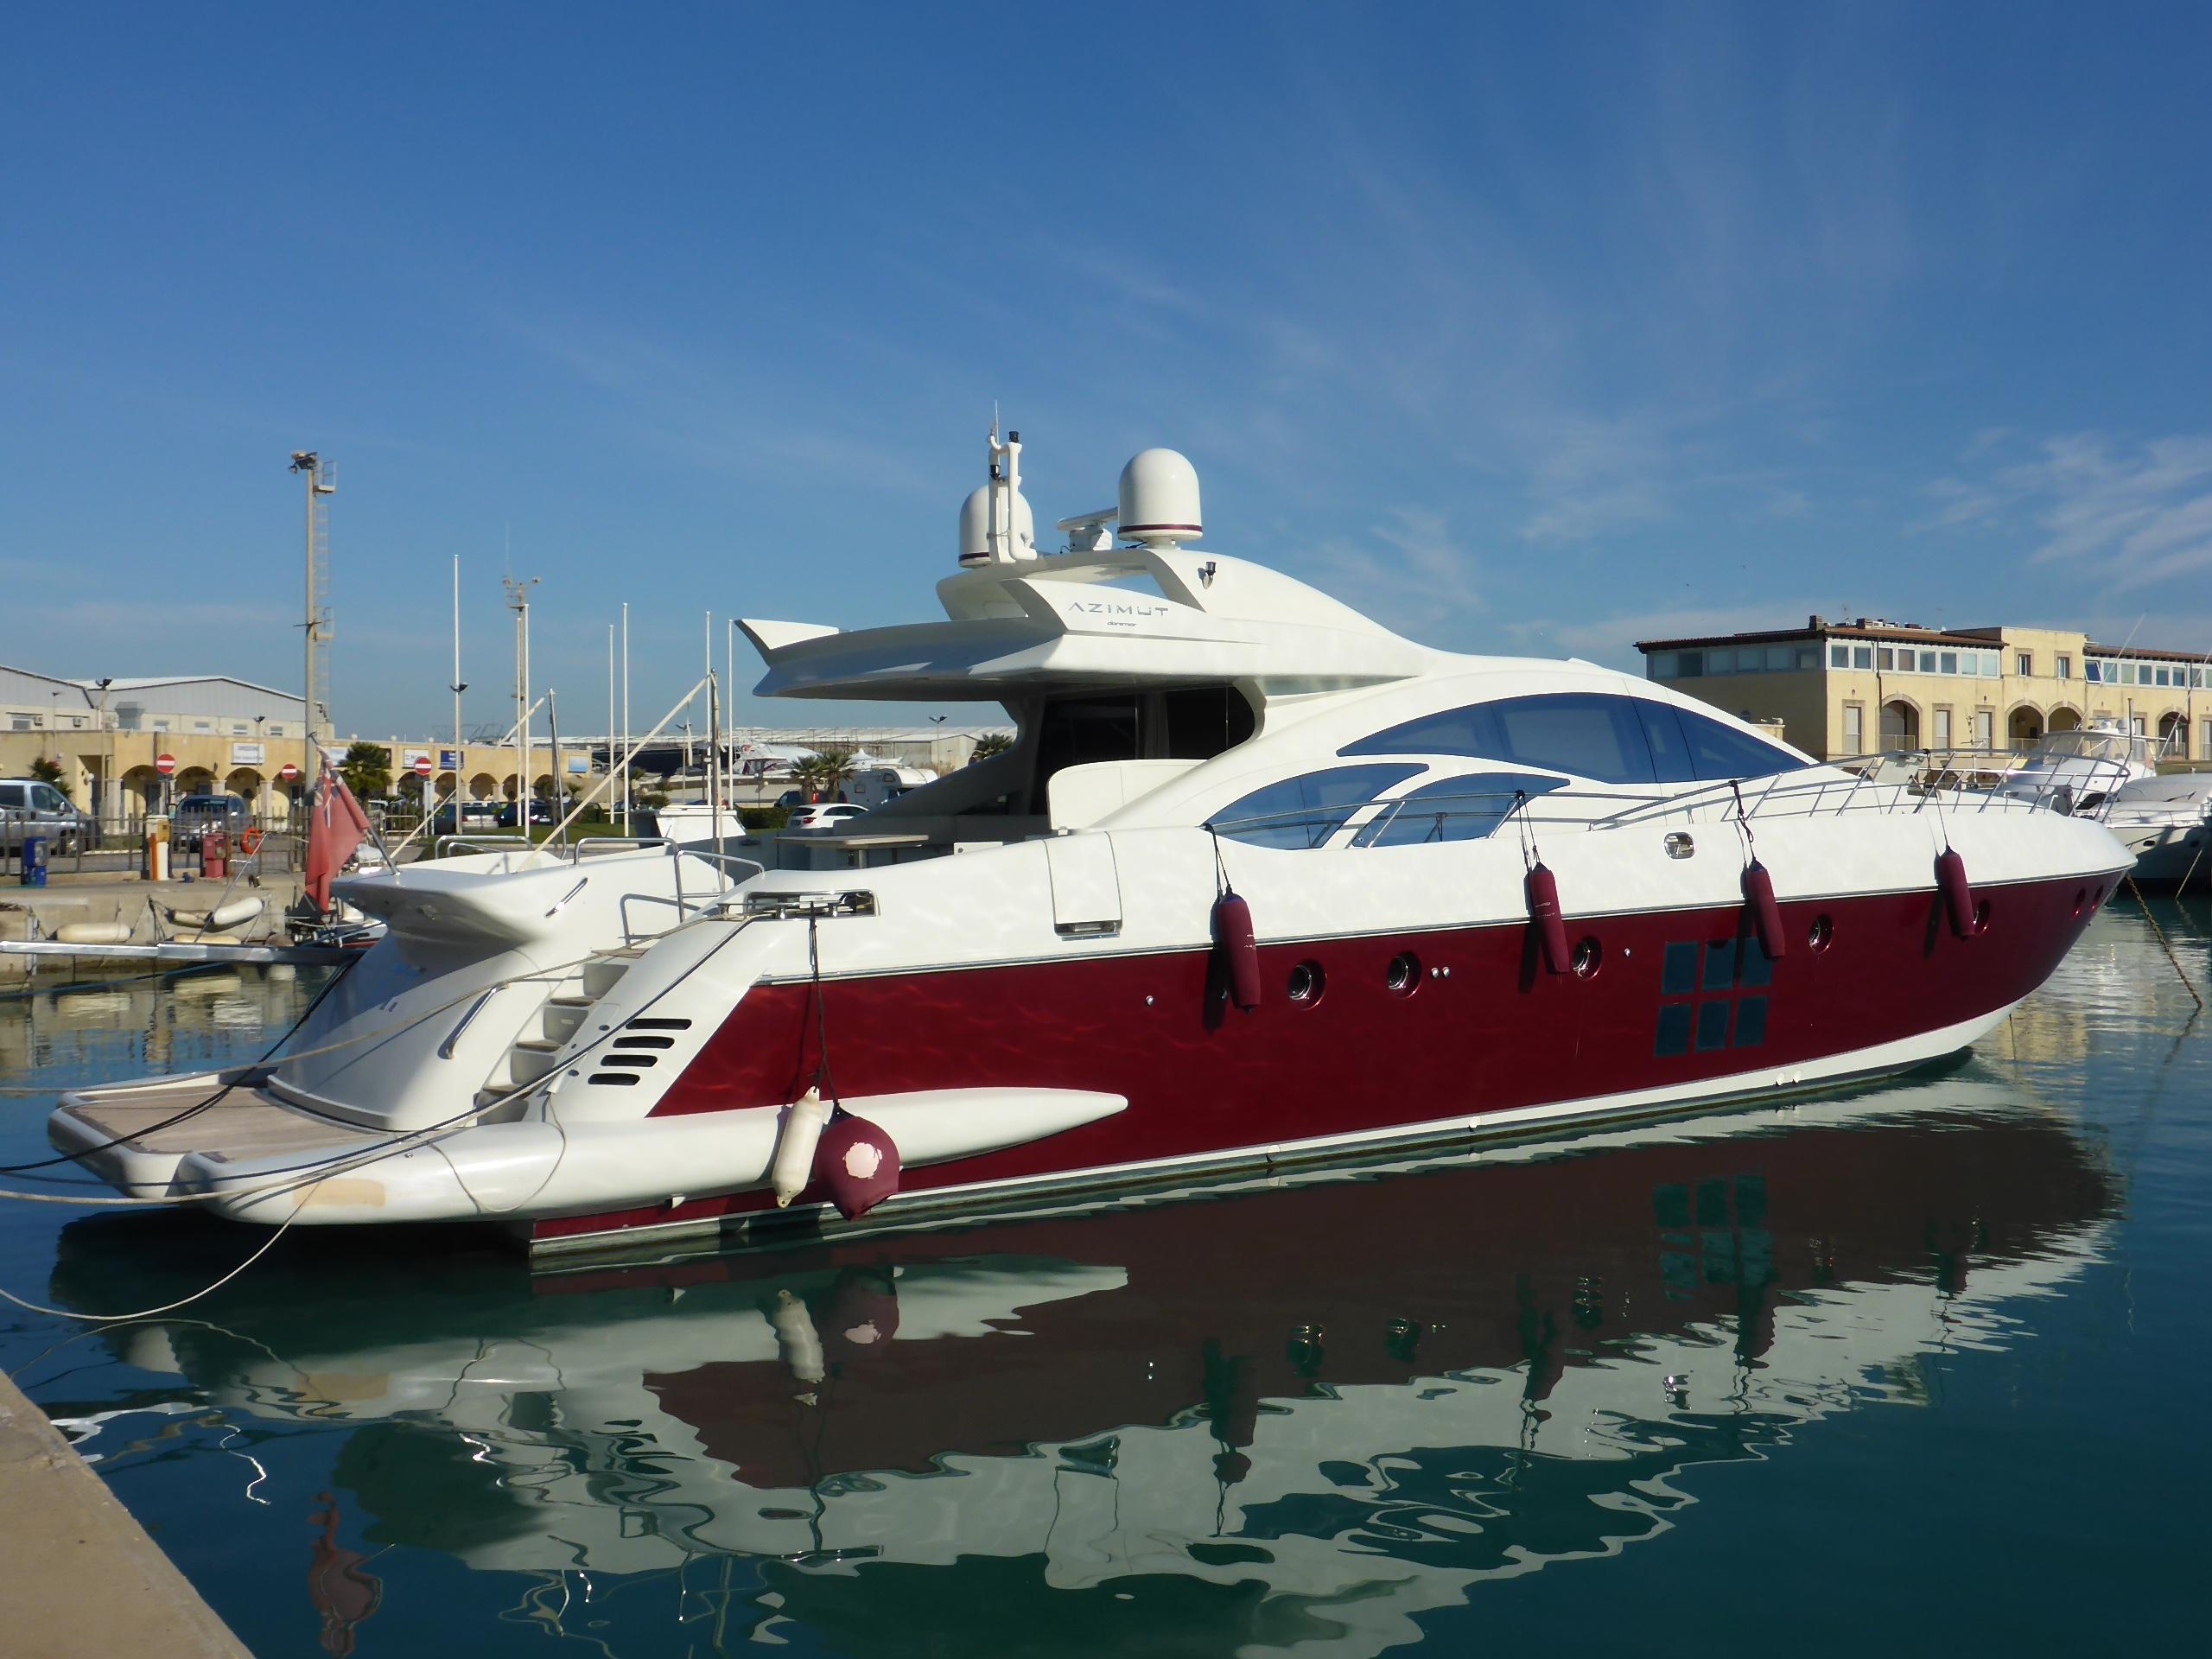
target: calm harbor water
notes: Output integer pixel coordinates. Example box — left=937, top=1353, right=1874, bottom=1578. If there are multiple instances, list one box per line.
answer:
left=3, top=900, right=2209, bottom=1657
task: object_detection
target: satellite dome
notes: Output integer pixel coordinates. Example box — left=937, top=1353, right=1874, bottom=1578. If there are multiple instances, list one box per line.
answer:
left=1117, top=448, right=1202, bottom=550
left=957, top=482, right=1036, bottom=566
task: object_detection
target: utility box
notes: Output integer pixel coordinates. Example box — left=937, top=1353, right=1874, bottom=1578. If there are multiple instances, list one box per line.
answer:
left=18, top=835, right=48, bottom=887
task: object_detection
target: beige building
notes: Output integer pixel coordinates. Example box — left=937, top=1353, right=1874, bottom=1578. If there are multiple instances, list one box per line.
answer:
left=1638, top=617, right=2212, bottom=764
left=1, top=663, right=600, bottom=824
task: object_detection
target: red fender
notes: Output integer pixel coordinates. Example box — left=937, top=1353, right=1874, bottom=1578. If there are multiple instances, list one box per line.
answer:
left=1213, top=890, right=1262, bottom=1010
left=1525, top=861, right=1571, bottom=975
left=1936, top=847, right=1977, bottom=939
left=1742, top=859, right=1788, bottom=960
left=815, top=1112, right=901, bottom=1219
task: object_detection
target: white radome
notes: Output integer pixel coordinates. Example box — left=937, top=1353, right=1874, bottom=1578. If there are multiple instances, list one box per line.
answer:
left=1117, top=448, right=1203, bottom=549
left=957, top=482, right=1036, bottom=564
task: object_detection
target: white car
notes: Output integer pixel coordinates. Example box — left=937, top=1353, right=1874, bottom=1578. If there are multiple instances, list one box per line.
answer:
left=785, top=802, right=870, bottom=832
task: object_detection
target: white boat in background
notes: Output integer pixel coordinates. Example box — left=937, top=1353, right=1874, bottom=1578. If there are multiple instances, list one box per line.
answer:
left=46, top=427, right=2133, bottom=1252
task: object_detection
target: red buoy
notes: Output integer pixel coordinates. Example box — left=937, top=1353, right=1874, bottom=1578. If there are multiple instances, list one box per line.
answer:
left=1213, top=890, right=1262, bottom=1010
left=1742, top=859, right=1788, bottom=960
left=1936, top=847, right=1977, bottom=939
left=1525, top=861, right=1571, bottom=975
left=815, top=1112, right=901, bottom=1218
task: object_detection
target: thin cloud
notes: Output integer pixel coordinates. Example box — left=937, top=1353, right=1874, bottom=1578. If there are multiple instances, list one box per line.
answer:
left=1923, top=432, right=2212, bottom=591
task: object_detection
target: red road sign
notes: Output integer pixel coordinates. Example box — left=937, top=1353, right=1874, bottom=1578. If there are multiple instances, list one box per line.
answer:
left=155, top=753, right=176, bottom=777
left=279, top=762, right=302, bottom=782
left=414, top=755, right=435, bottom=777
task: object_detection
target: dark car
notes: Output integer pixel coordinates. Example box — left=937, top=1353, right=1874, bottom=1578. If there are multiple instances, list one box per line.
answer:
left=495, top=798, right=556, bottom=829
left=172, top=791, right=251, bottom=852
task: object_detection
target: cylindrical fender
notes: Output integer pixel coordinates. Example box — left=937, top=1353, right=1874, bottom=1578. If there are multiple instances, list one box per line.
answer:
left=770, top=1087, right=833, bottom=1208
left=1936, top=847, right=1977, bottom=938
left=1525, top=861, right=1570, bottom=975
left=1213, top=890, right=1262, bottom=1010
left=1742, top=860, right=1788, bottom=960
left=815, top=1111, right=902, bottom=1219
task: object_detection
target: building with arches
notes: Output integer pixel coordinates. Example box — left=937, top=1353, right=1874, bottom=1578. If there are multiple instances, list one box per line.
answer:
left=1638, top=619, right=2212, bottom=765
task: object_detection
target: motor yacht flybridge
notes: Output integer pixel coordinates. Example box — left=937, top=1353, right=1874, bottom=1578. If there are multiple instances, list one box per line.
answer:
left=50, top=429, right=2133, bottom=1253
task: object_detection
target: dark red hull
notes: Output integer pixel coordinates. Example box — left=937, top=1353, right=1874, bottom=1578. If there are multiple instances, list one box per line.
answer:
left=533, top=870, right=2115, bottom=1247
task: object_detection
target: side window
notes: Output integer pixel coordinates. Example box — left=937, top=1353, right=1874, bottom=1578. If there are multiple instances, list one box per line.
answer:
left=1212, top=764, right=1420, bottom=849
left=1356, top=771, right=1569, bottom=847
left=1674, top=708, right=1805, bottom=780
left=1343, top=693, right=1657, bottom=785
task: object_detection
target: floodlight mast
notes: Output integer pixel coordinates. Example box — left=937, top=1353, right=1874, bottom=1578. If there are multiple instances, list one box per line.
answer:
left=289, top=450, right=336, bottom=753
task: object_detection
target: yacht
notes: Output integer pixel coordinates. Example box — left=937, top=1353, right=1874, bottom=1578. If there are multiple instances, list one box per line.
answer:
left=48, top=430, right=2134, bottom=1252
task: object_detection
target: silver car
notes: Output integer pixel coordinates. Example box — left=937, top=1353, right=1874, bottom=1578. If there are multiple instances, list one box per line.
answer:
left=0, top=779, right=90, bottom=854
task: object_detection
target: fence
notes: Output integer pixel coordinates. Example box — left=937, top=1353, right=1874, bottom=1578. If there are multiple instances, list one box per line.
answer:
left=0, top=810, right=301, bottom=881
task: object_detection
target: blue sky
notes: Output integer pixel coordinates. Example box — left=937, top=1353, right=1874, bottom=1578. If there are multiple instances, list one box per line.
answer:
left=5, top=3, right=2209, bottom=737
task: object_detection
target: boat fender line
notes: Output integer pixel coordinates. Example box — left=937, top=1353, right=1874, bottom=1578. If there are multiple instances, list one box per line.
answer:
left=1212, top=891, right=1262, bottom=1010
left=771, top=1087, right=833, bottom=1207
left=816, top=1110, right=901, bottom=1219
left=1935, top=846, right=1977, bottom=939
left=1523, top=861, right=1571, bottom=976
left=1742, top=860, right=1788, bottom=960
left=767, top=1287, right=827, bottom=1397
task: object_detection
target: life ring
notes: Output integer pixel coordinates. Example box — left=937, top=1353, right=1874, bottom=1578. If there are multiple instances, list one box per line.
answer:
left=239, top=828, right=264, bottom=855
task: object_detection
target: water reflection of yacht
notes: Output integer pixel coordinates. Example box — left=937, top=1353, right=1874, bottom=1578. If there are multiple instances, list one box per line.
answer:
left=54, top=1078, right=2112, bottom=1656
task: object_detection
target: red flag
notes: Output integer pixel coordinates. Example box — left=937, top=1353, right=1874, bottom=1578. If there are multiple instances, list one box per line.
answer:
left=304, top=758, right=371, bottom=915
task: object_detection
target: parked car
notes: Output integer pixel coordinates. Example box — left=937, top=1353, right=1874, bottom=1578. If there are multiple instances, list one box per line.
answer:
left=0, top=779, right=92, bottom=854
left=786, top=802, right=871, bottom=832
left=495, top=798, right=556, bottom=829
left=430, top=798, right=504, bottom=835
left=171, top=791, right=251, bottom=852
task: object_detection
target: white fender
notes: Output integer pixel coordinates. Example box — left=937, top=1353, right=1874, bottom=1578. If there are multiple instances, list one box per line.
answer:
left=771, top=1088, right=832, bottom=1208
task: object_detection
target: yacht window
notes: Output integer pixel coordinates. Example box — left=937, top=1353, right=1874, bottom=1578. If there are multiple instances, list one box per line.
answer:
left=1342, top=693, right=1654, bottom=784
left=1344, top=692, right=1804, bottom=785
left=1212, top=764, right=1420, bottom=849
left=1355, top=771, right=1568, bottom=847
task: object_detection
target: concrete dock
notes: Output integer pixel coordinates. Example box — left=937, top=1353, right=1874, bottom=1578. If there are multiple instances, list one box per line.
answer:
left=0, top=1363, right=248, bottom=1656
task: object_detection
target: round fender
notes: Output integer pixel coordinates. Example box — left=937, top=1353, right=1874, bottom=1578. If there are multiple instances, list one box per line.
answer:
left=816, top=1112, right=901, bottom=1219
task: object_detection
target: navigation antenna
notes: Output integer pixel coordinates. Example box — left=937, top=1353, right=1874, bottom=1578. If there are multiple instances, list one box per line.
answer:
left=289, top=451, right=337, bottom=752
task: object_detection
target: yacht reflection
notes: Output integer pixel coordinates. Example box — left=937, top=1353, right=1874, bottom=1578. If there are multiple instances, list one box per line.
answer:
left=55, top=1076, right=2113, bottom=1656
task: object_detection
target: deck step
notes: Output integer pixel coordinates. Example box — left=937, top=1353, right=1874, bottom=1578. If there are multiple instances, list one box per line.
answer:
left=508, top=1038, right=566, bottom=1084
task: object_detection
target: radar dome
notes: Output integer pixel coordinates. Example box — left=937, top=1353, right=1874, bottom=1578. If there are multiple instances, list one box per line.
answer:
left=1117, top=448, right=1202, bottom=550
left=957, top=483, right=1036, bottom=566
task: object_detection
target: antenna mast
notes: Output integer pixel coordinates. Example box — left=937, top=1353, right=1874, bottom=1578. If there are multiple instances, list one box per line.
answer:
left=289, top=451, right=336, bottom=751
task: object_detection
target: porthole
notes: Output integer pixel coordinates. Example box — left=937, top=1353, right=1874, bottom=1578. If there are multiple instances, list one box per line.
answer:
left=1287, top=961, right=1325, bottom=1005
left=1808, top=914, right=1834, bottom=953
left=1570, top=937, right=1603, bottom=979
left=1385, top=952, right=1421, bottom=995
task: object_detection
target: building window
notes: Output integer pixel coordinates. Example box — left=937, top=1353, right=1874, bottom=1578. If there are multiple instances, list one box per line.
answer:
left=1974, top=709, right=1993, bottom=749
left=2017, top=652, right=2033, bottom=676
left=1841, top=703, right=1864, bottom=755
left=1933, top=708, right=1953, bottom=750
left=2056, top=653, right=2071, bottom=679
